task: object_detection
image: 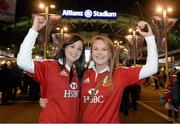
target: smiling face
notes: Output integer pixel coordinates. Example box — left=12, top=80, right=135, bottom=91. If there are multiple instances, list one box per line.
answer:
left=65, top=40, right=83, bottom=67
left=91, top=39, right=110, bottom=69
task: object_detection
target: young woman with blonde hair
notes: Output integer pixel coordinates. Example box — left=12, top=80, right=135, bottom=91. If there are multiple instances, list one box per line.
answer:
left=79, top=21, right=158, bottom=123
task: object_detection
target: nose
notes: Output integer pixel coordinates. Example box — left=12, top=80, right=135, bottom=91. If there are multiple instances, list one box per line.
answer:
left=73, top=48, right=78, bottom=54
left=97, top=50, right=102, bottom=55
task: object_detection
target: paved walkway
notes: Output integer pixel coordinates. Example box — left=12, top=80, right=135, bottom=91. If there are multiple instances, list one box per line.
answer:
left=0, top=86, right=178, bottom=123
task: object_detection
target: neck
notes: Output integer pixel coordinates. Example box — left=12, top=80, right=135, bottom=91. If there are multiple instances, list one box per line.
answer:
left=95, top=64, right=108, bottom=73
left=66, top=61, right=73, bottom=71
left=67, top=63, right=73, bottom=68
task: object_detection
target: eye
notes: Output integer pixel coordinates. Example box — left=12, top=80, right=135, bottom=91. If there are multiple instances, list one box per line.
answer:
left=102, top=48, right=108, bottom=51
left=69, top=45, right=75, bottom=48
left=93, top=47, right=98, bottom=50
left=78, top=48, right=82, bottom=51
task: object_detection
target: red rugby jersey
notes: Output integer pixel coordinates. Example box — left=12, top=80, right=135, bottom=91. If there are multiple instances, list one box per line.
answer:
left=80, top=66, right=142, bottom=123
left=33, top=60, right=79, bottom=123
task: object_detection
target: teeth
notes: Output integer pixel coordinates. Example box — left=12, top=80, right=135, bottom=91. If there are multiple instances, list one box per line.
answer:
left=96, top=56, right=103, bottom=59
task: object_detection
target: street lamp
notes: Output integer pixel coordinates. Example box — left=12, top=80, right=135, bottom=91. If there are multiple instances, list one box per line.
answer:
left=56, top=27, right=68, bottom=46
left=129, top=28, right=137, bottom=66
left=60, top=27, right=68, bottom=44
left=113, top=40, right=125, bottom=66
left=39, top=3, right=55, bottom=59
left=157, top=6, right=172, bottom=82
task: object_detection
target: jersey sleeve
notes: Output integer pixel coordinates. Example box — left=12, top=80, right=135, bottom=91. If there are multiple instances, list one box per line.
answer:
left=115, top=66, right=142, bottom=87
left=31, top=60, right=48, bottom=85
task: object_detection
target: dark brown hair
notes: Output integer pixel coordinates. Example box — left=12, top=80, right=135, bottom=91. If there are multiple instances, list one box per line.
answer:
left=55, top=35, right=85, bottom=83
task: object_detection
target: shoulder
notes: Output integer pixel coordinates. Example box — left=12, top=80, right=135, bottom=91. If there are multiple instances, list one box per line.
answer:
left=114, top=66, right=142, bottom=78
left=34, top=59, right=58, bottom=66
left=34, top=59, right=56, bottom=62
left=114, top=66, right=141, bottom=72
left=84, top=68, right=94, bottom=73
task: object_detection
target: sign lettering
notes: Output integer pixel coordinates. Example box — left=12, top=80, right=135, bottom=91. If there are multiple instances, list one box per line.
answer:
left=61, top=9, right=117, bottom=19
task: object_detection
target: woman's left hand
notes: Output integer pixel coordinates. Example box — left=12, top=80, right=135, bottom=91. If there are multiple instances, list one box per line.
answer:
left=137, top=21, right=153, bottom=37
left=39, top=98, right=48, bottom=108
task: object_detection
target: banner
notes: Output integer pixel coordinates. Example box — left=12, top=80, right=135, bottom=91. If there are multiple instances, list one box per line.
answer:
left=0, top=0, right=16, bottom=22
left=152, top=16, right=177, bottom=54
left=125, top=35, right=144, bottom=59
left=36, top=14, right=61, bottom=48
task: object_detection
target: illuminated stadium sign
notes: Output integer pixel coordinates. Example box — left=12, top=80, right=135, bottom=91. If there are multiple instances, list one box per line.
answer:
left=61, top=9, right=117, bottom=19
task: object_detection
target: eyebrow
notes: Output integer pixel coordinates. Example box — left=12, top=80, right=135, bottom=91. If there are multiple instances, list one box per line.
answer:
left=93, top=46, right=107, bottom=48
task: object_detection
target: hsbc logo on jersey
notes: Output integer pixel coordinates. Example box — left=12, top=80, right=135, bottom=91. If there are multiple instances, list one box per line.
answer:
left=70, top=82, right=77, bottom=89
left=88, top=88, right=98, bottom=95
left=83, top=88, right=104, bottom=103
left=64, top=82, right=79, bottom=98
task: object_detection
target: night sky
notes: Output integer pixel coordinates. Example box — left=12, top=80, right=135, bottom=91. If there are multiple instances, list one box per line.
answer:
left=0, top=0, right=179, bottom=49
left=15, top=0, right=180, bottom=20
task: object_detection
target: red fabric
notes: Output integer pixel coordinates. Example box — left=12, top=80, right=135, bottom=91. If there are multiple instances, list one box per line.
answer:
left=80, top=66, right=142, bottom=123
left=164, top=82, right=173, bottom=102
left=137, top=79, right=145, bottom=84
left=33, top=60, right=79, bottom=123
left=0, top=0, right=9, bottom=10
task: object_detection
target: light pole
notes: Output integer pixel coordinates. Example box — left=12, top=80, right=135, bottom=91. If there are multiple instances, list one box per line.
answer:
left=56, top=27, right=68, bottom=47
left=61, top=27, right=68, bottom=43
left=157, top=6, right=172, bottom=82
left=129, top=28, right=137, bottom=66
left=44, top=6, right=49, bottom=59
left=39, top=3, right=55, bottom=59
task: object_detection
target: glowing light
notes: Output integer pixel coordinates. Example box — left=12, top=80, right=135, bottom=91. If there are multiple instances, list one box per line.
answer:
left=39, top=3, right=45, bottom=9
left=167, top=7, right=172, bottom=12
left=157, top=6, right=162, bottom=13
left=114, top=40, right=117, bottom=44
left=50, top=4, right=55, bottom=9
left=56, top=27, right=60, bottom=31
left=129, top=28, right=133, bottom=32
left=63, top=27, right=68, bottom=31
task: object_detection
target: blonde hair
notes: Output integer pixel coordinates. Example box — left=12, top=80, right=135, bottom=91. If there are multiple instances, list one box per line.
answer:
left=90, top=35, right=116, bottom=88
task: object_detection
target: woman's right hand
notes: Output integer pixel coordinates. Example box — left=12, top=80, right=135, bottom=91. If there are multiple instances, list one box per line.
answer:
left=31, top=15, right=46, bottom=32
left=39, top=98, right=48, bottom=108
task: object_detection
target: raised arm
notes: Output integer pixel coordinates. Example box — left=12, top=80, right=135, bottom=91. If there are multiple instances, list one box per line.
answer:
left=17, top=15, right=46, bottom=74
left=137, top=21, right=158, bottom=79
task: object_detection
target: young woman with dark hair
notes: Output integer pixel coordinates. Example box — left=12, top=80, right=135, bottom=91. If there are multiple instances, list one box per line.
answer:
left=17, top=15, right=85, bottom=123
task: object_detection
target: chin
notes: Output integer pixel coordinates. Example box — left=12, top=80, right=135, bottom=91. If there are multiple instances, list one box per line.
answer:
left=96, top=62, right=107, bottom=66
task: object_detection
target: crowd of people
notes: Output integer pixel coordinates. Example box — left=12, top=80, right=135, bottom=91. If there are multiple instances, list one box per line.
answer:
left=142, top=65, right=180, bottom=123
left=159, top=68, right=180, bottom=123
left=144, top=69, right=167, bottom=89
left=0, top=62, right=40, bottom=104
